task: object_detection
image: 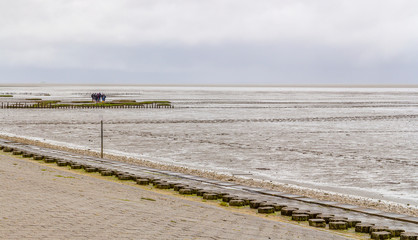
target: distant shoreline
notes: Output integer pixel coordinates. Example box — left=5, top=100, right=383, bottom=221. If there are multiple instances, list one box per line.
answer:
left=1, top=83, right=418, bottom=88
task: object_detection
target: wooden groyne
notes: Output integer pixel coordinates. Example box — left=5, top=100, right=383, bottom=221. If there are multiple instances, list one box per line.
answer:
left=0, top=102, right=173, bottom=109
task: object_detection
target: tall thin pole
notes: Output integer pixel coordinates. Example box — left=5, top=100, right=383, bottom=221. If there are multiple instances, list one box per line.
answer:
left=101, top=120, right=103, bottom=158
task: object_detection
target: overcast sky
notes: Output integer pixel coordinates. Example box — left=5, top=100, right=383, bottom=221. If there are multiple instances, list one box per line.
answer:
left=0, top=0, right=417, bottom=85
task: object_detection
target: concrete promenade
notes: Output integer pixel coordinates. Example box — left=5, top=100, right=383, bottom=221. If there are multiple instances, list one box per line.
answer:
left=0, top=153, right=352, bottom=240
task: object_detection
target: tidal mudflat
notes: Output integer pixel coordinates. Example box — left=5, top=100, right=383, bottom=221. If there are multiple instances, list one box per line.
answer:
left=0, top=86, right=417, bottom=216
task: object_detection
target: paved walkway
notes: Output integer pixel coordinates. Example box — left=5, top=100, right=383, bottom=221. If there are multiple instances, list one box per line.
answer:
left=0, top=153, right=353, bottom=240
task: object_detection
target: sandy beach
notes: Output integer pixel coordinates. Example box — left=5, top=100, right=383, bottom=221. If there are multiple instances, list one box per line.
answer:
left=0, top=152, right=357, bottom=240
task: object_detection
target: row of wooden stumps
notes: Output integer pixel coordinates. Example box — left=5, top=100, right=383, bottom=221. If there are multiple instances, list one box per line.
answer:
left=2, top=145, right=417, bottom=240
left=0, top=102, right=173, bottom=109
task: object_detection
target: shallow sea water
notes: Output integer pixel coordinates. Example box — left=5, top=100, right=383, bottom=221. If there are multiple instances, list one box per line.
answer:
left=1, top=86, right=417, bottom=206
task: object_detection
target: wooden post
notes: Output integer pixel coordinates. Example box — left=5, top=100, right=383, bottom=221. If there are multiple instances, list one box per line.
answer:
left=101, top=120, right=103, bottom=158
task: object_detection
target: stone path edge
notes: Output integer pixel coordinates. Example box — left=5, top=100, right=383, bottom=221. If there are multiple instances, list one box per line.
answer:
left=0, top=152, right=360, bottom=240
left=127, top=163, right=418, bottom=225
left=1, top=138, right=417, bottom=226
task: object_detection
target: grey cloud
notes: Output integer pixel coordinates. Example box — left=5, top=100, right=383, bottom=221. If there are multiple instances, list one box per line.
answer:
left=1, top=43, right=417, bottom=84
left=2, top=1, right=418, bottom=47
left=0, top=0, right=417, bottom=84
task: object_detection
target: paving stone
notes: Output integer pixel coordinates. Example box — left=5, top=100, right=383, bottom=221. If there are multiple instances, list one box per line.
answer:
left=128, top=174, right=139, bottom=180
left=70, top=164, right=82, bottom=169
left=44, top=157, right=56, bottom=163
left=179, top=188, right=193, bottom=195
left=218, top=192, right=232, bottom=197
left=189, top=187, right=199, bottom=194
left=388, top=228, right=406, bottom=237
left=3, top=147, right=13, bottom=152
left=249, top=200, right=264, bottom=209
left=307, top=212, right=322, bottom=219
left=196, top=189, right=210, bottom=196
left=167, top=181, right=178, bottom=188
left=97, top=167, right=109, bottom=173
left=33, top=155, right=44, bottom=160
left=222, top=195, right=238, bottom=202
left=203, top=193, right=218, bottom=200
left=56, top=161, right=67, bottom=166
left=240, top=197, right=255, bottom=205
left=329, top=222, right=348, bottom=230
left=258, top=207, right=275, bottom=214
left=329, top=217, right=348, bottom=222
left=156, top=183, right=171, bottom=189
left=173, top=184, right=188, bottom=191
left=281, top=207, right=299, bottom=216
left=292, top=214, right=309, bottom=221
left=329, top=218, right=349, bottom=228
left=346, top=220, right=361, bottom=228
left=257, top=201, right=274, bottom=208
left=400, top=232, right=418, bottom=240
left=355, top=223, right=374, bottom=233
left=153, top=180, right=166, bottom=186
left=292, top=210, right=310, bottom=215
left=272, top=203, right=288, bottom=211
left=317, top=214, right=335, bottom=224
left=370, top=226, right=389, bottom=234
left=229, top=199, right=245, bottom=207
left=22, top=153, right=33, bottom=158
left=371, top=231, right=391, bottom=240
left=309, top=219, right=326, bottom=228
left=214, top=192, right=225, bottom=199
left=85, top=167, right=97, bottom=173
left=100, top=170, right=113, bottom=176
left=136, top=179, right=150, bottom=185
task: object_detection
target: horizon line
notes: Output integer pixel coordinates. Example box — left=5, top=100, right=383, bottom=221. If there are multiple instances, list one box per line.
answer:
left=1, top=83, right=418, bottom=88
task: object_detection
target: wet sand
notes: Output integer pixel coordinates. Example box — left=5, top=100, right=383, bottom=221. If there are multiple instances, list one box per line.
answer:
left=1, top=86, right=417, bottom=217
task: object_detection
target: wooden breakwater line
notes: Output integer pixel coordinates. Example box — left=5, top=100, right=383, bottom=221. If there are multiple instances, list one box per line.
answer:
left=1, top=138, right=418, bottom=238
left=0, top=102, right=174, bottom=109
